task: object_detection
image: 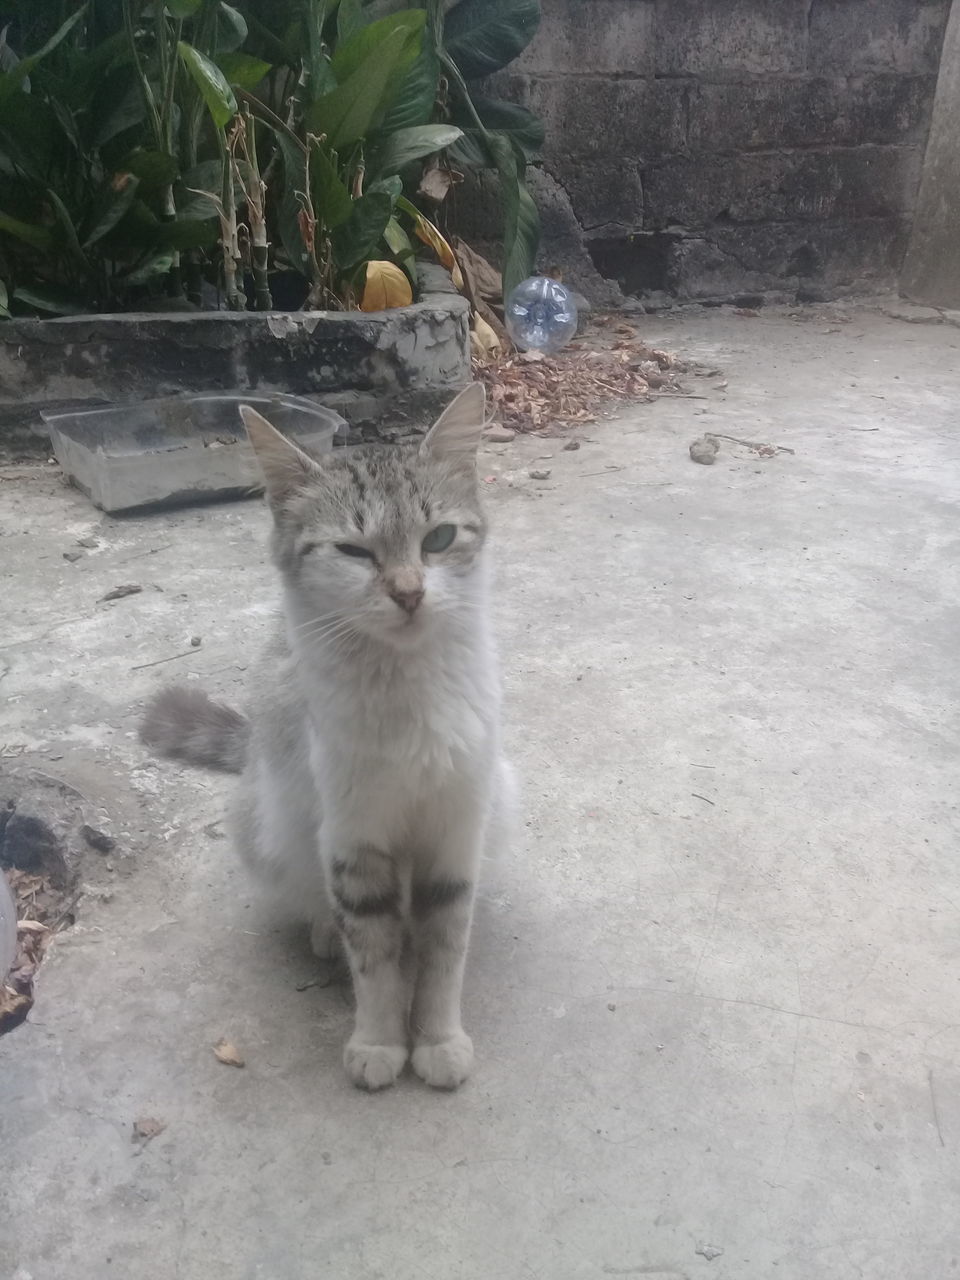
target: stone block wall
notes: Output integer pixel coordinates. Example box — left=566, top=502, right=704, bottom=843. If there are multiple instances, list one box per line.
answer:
left=476, top=0, right=951, bottom=304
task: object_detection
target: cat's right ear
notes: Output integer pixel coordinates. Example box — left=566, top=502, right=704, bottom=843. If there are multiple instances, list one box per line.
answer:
left=240, top=405, right=321, bottom=506
left=420, top=382, right=486, bottom=462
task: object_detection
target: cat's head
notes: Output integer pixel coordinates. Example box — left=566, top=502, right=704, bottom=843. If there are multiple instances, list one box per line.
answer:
left=240, top=385, right=489, bottom=649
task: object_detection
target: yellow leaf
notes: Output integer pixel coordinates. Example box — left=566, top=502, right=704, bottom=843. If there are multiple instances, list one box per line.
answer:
left=360, top=260, right=414, bottom=312
left=412, top=214, right=465, bottom=289
left=470, top=313, right=502, bottom=363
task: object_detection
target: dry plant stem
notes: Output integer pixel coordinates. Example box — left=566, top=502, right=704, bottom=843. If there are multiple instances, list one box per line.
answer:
left=219, top=126, right=244, bottom=310
left=232, top=107, right=272, bottom=310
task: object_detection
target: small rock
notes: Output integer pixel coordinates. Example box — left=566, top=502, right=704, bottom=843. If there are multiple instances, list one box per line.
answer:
left=607, top=1002, right=616, bottom=1012
left=562, top=440, right=580, bottom=451
left=483, top=425, right=516, bottom=444
left=528, top=468, right=552, bottom=481
left=81, top=823, right=116, bottom=854
left=62, top=551, right=83, bottom=563
left=690, top=436, right=719, bottom=465
left=132, top=1116, right=166, bottom=1144
left=213, top=1037, right=245, bottom=1068
left=100, top=583, right=142, bottom=602
left=76, top=537, right=99, bottom=549
left=190, top=635, right=202, bottom=647
left=696, top=1245, right=724, bottom=1262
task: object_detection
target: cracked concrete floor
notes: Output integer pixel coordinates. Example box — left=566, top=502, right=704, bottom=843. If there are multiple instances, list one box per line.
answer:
left=1, top=307, right=959, bottom=1280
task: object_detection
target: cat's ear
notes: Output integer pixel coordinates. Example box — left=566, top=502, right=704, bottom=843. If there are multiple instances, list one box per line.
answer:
left=240, top=405, right=321, bottom=505
left=420, top=383, right=486, bottom=462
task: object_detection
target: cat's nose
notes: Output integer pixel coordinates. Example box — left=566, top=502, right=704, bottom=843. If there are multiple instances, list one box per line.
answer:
left=390, top=585, right=424, bottom=615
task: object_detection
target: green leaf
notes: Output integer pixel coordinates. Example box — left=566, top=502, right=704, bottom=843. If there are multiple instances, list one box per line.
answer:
left=217, top=3, right=249, bottom=53
left=45, top=188, right=88, bottom=267
left=484, top=133, right=539, bottom=301
left=450, top=94, right=543, bottom=161
left=383, top=215, right=415, bottom=265
left=308, top=139, right=353, bottom=230
left=368, top=175, right=402, bottom=202
left=0, top=279, right=9, bottom=317
left=82, top=174, right=141, bottom=248
left=275, top=133, right=311, bottom=272
left=368, top=124, right=462, bottom=179
left=336, top=0, right=364, bottom=42
left=331, top=11, right=426, bottom=85
left=331, top=190, right=393, bottom=270
left=0, top=7, right=87, bottom=105
left=165, top=0, right=204, bottom=16
left=162, top=217, right=219, bottom=250
left=444, top=0, right=540, bottom=79
left=306, top=26, right=417, bottom=149
left=13, top=284, right=87, bottom=316
left=379, top=40, right=439, bottom=132
left=122, top=149, right=179, bottom=189
left=177, top=41, right=237, bottom=128
left=94, top=81, right=147, bottom=146
left=217, top=52, right=272, bottom=89
left=122, top=250, right=177, bottom=286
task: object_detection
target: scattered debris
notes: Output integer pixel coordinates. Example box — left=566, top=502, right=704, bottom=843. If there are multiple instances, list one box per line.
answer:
left=696, top=1245, right=724, bottom=1262
left=690, top=436, right=720, bottom=465
left=711, top=432, right=794, bottom=457
left=132, top=1116, right=166, bottom=1145
left=528, top=469, right=552, bottom=481
left=691, top=793, right=715, bottom=806
left=100, top=583, right=142, bottom=602
left=733, top=307, right=760, bottom=318
left=130, top=649, right=196, bottom=672
left=476, top=316, right=685, bottom=434
left=81, top=824, right=116, bottom=854
left=213, top=1037, right=245, bottom=1068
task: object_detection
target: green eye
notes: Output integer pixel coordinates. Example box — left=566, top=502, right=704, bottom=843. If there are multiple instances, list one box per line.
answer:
left=421, top=523, right=457, bottom=554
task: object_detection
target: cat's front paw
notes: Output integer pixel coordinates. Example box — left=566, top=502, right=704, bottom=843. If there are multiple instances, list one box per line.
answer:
left=344, top=1039, right=408, bottom=1091
left=412, top=1031, right=474, bottom=1090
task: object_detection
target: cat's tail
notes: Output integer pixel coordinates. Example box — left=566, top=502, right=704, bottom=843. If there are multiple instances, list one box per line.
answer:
left=140, top=685, right=249, bottom=774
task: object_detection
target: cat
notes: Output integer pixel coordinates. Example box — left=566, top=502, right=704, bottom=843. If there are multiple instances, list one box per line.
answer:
left=140, top=384, right=513, bottom=1091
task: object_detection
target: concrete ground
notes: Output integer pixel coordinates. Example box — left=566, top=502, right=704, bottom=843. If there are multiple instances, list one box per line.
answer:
left=2, top=306, right=959, bottom=1280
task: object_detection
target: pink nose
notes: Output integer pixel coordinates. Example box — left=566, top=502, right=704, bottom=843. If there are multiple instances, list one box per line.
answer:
left=390, top=586, right=424, bottom=615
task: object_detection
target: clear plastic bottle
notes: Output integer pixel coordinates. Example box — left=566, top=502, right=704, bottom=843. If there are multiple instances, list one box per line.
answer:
left=505, top=276, right=578, bottom=355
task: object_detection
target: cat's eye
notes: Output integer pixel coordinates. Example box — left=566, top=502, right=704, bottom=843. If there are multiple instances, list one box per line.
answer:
left=335, top=542, right=375, bottom=561
left=421, top=524, right=457, bottom=554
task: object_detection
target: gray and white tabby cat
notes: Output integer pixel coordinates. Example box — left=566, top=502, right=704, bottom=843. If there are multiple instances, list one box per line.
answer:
left=141, top=384, right=513, bottom=1091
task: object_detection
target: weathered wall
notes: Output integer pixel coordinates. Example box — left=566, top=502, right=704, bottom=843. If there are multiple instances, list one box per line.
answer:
left=478, top=0, right=952, bottom=304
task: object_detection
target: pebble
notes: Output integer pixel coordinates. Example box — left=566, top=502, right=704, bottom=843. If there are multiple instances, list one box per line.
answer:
left=689, top=435, right=719, bottom=465
left=528, top=468, right=552, bottom=481
left=190, top=635, right=202, bottom=647
left=483, top=425, right=516, bottom=444
left=562, top=440, right=581, bottom=451
left=62, top=550, right=83, bottom=562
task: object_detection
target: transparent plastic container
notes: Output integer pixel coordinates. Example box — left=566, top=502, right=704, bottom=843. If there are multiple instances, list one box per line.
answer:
left=505, top=276, right=579, bottom=354
left=1, top=870, right=16, bottom=984
left=43, top=392, right=347, bottom=514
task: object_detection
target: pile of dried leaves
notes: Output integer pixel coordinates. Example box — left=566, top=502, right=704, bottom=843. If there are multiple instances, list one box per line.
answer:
left=1, top=869, right=72, bottom=1035
left=476, top=319, right=688, bottom=434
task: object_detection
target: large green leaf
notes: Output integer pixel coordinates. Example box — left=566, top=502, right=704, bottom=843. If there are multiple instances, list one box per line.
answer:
left=444, top=0, right=540, bottom=80
left=45, top=188, right=88, bottom=267
left=216, top=3, right=249, bottom=53
left=0, top=210, right=54, bottom=252
left=308, top=139, right=353, bottom=230
left=82, top=174, right=141, bottom=248
left=336, top=0, right=364, bottom=42
left=217, top=52, right=272, bottom=89
left=177, top=42, right=237, bottom=128
left=122, top=149, right=180, bottom=189
left=162, top=217, right=219, bottom=250
left=331, top=190, right=393, bottom=269
left=450, top=93, right=543, bottom=163
left=0, top=279, right=9, bottom=318
left=275, top=133, right=311, bottom=273
left=13, top=284, right=87, bottom=316
left=0, top=7, right=87, bottom=105
left=367, top=123, right=462, bottom=179
left=306, top=26, right=416, bottom=148
left=165, top=0, right=204, bottom=16
left=330, top=11, right=425, bottom=84
left=122, top=249, right=177, bottom=286
left=484, top=133, right=539, bottom=301
left=379, top=39, right=439, bottom=132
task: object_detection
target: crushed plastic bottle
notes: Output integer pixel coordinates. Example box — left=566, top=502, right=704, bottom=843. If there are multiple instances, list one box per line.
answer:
left=505, top=275, right=578, bottom=355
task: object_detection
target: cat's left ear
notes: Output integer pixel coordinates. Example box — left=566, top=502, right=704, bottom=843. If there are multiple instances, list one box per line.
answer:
left=240, top=405, right=322, bottom=506
left=420, top=383, right=486, bottom=462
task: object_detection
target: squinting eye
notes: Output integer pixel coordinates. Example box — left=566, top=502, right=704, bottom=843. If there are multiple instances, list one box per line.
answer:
left=335, top=542, right=375, bottom=561
left=421, top=523, right=457, bottom=554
